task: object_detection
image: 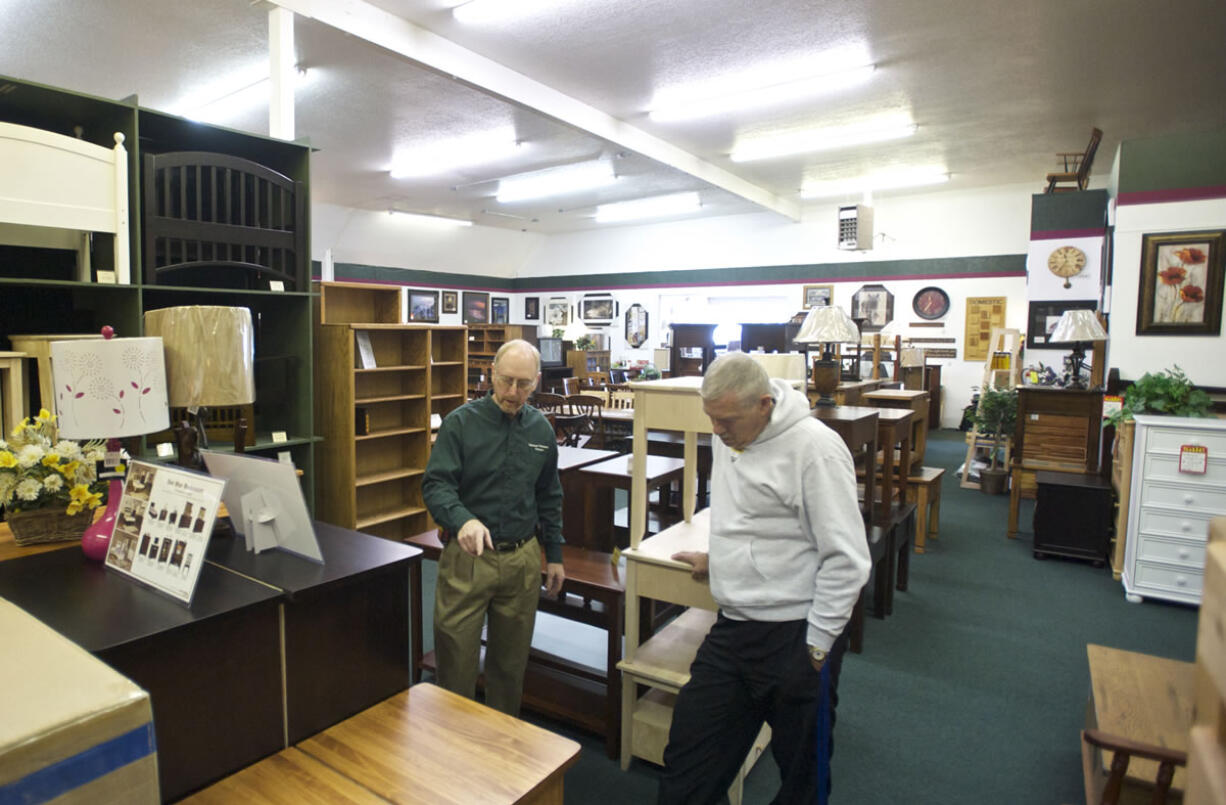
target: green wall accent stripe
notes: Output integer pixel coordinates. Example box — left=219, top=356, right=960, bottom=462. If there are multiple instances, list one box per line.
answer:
left=1030, top=190, right=1109, bottom=233
left=1117, top=129, right=1226, bottom=195
left=314, top=254, right=1025, bottom=293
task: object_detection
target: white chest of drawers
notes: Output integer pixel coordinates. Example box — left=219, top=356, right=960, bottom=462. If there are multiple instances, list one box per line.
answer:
left=1123, top=414, right=1226, bottom=605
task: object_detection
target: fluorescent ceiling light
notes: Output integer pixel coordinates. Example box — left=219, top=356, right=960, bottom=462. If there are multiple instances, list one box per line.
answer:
left=731, top=120, right=916, bottom=163
left=388, top=210, right=473, bottom=227
left=390, top=127, right=521, bottom=178
left=171, top=63, right=311, bottom=123
left=800, top=167, right=950, bottom=199
left=595, top=192, right=702, bottom=223
left=453, top=0, right=572, bottom=24
left=649, top=45, right=875, bottom=122
left=496, top=161, right=617, bottom=203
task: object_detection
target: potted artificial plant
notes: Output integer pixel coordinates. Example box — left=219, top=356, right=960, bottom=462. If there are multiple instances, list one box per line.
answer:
left=972, top=385, right=1019, bottom=495
left=1103, top=365, right=1211, bottom=427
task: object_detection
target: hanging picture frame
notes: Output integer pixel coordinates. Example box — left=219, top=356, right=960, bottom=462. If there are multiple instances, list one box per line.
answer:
left=1136, top=230, right=1224, bottom=336
left=625, top=303, right=649, bottom=348
left=524, top=296, right=539, bottom=320
left=1026, top=299, right=1098, bottom=350
left=441, top=291, right=458, bottom=314
left=850, top=284, right=894, bottom=332
left=462, top=291, right=489, bottom=324
left=491, top=296, right=509, bottom=324
left=580, top=293, right=616, bottom=323
left=803, top=284, right=833, bottom=309
left=406, top=289, right=439, bottom=322
left=545, top=297, right=569, bottom=327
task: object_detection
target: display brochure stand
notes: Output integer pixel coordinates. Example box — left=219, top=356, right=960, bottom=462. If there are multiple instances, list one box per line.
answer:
left=202, top=450, right=323, bottom=564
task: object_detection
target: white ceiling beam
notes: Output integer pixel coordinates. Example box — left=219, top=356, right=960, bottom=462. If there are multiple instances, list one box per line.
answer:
left=267, top=0, right=801, bottom=221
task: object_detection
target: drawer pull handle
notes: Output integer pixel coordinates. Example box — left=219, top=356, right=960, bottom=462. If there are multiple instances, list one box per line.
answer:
left=1184, top=494, right=1194, bottom=505
left=1175, top=576, right=1187, bottom=586
left=1181, top=522, right=1192, bottom=532
left=1178, top=548, right=1189, bottom=559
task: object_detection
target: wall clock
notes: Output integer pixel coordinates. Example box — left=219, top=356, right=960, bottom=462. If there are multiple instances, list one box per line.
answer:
left=1047, top=245, right=1087, bottom=289
left=912, top=286, right=950, bottom=320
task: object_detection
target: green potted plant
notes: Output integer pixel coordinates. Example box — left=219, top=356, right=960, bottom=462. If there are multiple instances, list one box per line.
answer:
left=638, top=364, right=662, bottom=381
left=971, top=385, right=1019, bottom=495
left=1104, top=365, right=1211, bottom=427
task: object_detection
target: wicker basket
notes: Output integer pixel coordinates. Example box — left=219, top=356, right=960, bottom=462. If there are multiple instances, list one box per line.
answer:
left=5, top=508, right=92, bottom=546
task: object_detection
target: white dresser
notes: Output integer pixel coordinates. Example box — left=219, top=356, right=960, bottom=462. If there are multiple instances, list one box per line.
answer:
left=1123, top=414, right=1226, bottom=605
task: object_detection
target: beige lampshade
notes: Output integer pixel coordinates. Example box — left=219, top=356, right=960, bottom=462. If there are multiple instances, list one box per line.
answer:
left=561, top=318, right=589, bottom=342
left=1048, top=309, right=1107, bottom=344
left=49, top=336, right=170, bottom=439
left=143, top=306, right=256, bottom=407
left=795, top=306, right=860, bottom=344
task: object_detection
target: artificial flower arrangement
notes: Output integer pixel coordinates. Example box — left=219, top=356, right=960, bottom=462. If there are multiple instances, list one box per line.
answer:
left=0, top=409, right=108, bottom=517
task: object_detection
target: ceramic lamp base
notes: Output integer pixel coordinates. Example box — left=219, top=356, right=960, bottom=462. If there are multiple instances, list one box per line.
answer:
left=82, top=478, right=124, bottom=561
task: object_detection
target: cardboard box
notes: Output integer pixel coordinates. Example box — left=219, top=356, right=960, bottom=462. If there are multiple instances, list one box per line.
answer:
left=0, top=598, right=159, bottom=803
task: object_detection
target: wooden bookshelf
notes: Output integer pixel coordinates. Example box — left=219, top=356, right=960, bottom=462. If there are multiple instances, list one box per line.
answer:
left=466, top=324, right=525, bottom=386
left=565, top=349, right=610, bottom=385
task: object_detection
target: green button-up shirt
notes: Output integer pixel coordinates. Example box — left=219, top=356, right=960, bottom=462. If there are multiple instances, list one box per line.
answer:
left=422, top=393, right=564, bottom=563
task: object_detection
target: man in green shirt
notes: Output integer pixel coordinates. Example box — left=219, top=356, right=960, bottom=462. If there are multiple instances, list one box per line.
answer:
left=423, top=339, right=565, bottom=716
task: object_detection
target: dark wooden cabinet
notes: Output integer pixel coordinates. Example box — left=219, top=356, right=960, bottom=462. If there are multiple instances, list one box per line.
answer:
left=669, top=323, right=717, bottom=377
left=1033, top=471, right=1113, bottom=563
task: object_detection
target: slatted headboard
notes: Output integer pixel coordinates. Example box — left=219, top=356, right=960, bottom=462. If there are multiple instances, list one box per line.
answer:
left=142, top=151, right=307, bottom=290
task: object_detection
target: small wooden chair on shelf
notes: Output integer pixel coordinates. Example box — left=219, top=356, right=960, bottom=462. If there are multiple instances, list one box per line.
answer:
left=1046, top=127, right=1102, bottom=193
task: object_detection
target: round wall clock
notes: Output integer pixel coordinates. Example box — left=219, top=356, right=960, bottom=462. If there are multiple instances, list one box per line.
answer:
left=912, top=286, right=950, bottom=320
left=1047, top=245, right=1087, bottom=289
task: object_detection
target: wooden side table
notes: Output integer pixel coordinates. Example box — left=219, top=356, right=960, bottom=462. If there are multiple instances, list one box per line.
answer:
left=0, top=351, right=27, bottom=434
left=863, top=388, right=930, bottom=470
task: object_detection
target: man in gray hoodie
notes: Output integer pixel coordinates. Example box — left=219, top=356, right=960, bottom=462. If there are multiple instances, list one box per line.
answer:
left=660, top=352, right=871, bottom=805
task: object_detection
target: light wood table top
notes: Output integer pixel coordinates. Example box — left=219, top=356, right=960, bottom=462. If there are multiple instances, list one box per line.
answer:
left=1086, top=643, right=1195, bottom=789
left=182, top=747, right=387, bottom=804
left=298, top=683, right=581, bottom=805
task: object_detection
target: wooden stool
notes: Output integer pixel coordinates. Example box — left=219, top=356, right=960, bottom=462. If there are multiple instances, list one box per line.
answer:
left=905, top=467, right=944, bottom=553
left=0, top=351, right=28, bottom=435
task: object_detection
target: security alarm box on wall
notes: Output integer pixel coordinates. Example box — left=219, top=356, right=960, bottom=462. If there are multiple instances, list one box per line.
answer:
left=838, top=205, right=873, bottom=251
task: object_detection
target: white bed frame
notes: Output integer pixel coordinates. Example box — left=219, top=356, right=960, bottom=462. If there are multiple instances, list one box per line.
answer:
left=0, top=120, right=130, bottom=284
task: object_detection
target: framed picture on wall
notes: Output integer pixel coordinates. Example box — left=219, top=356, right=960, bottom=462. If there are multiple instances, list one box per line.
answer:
left=441, top=291, right=458, bottom=314
left=462, top=291, right=489, bottom=324
left=579, top=293, right=616, bottom=322
left=524, top=296, right=539, bottom=320
left=850, top=284, right=894, bottom=331
left=491, top=296, right=509, bottom=324
left=802, top=284, right=833, bottom=309
left=545, top=297, right=569, bottom=327
left=1136, top=230, right=1224, bottom=336
left=625, top=303, right=649, bottom=348
left=1026, top=299, right=1098, bottom=350
left=406, top=289, right=439, bottom=322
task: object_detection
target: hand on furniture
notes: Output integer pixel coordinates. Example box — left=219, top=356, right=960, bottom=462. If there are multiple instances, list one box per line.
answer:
left=671, top=551, right=709, bottom=580
left=544, top=562, right=565, bottom=598
left=457, top=518, right=494, bottom=556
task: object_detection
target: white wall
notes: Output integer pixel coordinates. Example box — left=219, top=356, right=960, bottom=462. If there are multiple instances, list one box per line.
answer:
left=1110, top=197, right=1226, bottom=387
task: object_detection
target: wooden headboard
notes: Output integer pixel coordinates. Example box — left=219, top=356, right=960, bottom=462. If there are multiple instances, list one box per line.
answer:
left=142, top=151, right=307, bottom=291
left=0, top=121, right=130, bottom=283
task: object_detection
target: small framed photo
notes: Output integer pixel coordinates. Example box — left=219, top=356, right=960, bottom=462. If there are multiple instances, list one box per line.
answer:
left=524, top=296, right=540, bottom=320
left=462, top=291, right=489, bottom=324
left=579, top=293, right=616, bottom=322
left=545, top=297, right=569, bottom=327
left=491, top=296, right=509, bottom=324
left=441, top=290, right=458, bottom=314
left=1136, top=230, right=1224, bottom=336
left=851, top=284, right=894, bottom=332
left=1027, top=299, right=1098, bottom=350
left=803, top=284, right=833, bottom=309
left=407, top=289, right=439, bottom=322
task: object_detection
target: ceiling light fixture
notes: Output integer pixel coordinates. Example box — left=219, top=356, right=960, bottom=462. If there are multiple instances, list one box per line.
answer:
left=452, top=0, right=572, bottom=24
left=171, top=64, right=311, bottom=123
left=651, top=65, right=875, bottom=123
left=730, top=120, right=916, bottom=163
left=496, top=160, right=617, bottom=203
left=800, top=167, right=950, bottom=199
left=390, top=127, right=522, bottom=178
left=388, top=209, right=473, bottom=227
left=594, top=192, right=702, bottom=223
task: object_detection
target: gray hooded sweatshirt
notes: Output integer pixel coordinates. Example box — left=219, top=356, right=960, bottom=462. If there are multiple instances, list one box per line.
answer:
left=708, top=377, right=872, bottom=651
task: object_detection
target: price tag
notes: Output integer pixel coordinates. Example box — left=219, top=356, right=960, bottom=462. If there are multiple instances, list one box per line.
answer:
left=271, top=430, right=289, bottom=444
left=269, top=280, right=285, bottom=292
left=1102, top=395, right=1123, bottom=420
left=277, top=451, right=293, bottom=464
left=156, top=442, right=175, bottom=458
left=1179, top=444, right=1208, bottom=474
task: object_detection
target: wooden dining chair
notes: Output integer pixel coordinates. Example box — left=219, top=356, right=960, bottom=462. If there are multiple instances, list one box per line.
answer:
left=608, top=390, right=634, bottom=409
left=561, top=377, right=581, bottom=396
left=1080, top=728, right=1187, bottom=804
left=533, top=392, right=568, bottom=414
left=567, top=393, right=606, bottom=448
left=586, top=371, right=611, bottom=389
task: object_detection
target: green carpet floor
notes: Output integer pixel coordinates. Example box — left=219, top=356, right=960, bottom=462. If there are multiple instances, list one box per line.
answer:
left=415, top=429, right=1200, bottom=804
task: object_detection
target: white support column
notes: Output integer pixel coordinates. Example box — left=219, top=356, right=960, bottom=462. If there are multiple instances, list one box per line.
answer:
left=269, top=7, right=295, bottom=141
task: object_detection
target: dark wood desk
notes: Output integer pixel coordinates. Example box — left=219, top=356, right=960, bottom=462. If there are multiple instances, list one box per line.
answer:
left=863, top=388, right=930, bottom=470
left=873, top=408, right=914, bottom=522
left=812, top=406, right=879, bottom=522
left=406, top=530, right=627, bottom=757
left=558, top=445, right=622, bottom=546
left=205, top=523, right=423, bottom=744
left=577, top=453, right=686, bottom=551
left=0, top=543, right=284, bottom=801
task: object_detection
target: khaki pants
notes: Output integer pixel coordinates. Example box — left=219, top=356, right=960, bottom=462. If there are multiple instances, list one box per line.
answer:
left=433, top=537, right=540, bottom=716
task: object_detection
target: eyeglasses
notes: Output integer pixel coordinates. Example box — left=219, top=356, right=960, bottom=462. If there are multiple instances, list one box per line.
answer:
left=494, top=374, right=536, bottom=392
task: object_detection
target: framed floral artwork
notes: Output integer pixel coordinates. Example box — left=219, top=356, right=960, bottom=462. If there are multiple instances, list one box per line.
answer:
left=1136, top=230, right=1224, bottom=336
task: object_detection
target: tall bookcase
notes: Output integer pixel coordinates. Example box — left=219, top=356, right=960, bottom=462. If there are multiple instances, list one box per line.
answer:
left=566, top=349, right=611, bottom=384
left=0, top=73, right=317, bottom=506
left=466, top=324, right=525, bottom=387
left=314, top=282, right=467, bottom=540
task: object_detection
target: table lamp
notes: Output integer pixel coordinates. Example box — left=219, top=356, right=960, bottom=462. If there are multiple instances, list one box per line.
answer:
left=1048, top=309, right=1107, bottom=390
left=795, top=306, right=860, bottom=406
left=561, top=317, right=589, bottom=344
left=144, top=306, right=256, bottom=467
left=50, top=328, right=170, bottom=560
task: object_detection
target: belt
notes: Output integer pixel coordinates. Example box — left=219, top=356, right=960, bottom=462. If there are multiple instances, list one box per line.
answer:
left=492, top=536, right=534, bottom=552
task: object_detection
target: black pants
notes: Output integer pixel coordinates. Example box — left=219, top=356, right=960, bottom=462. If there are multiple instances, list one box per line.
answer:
left=658, top=615, right=848, bottom=805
